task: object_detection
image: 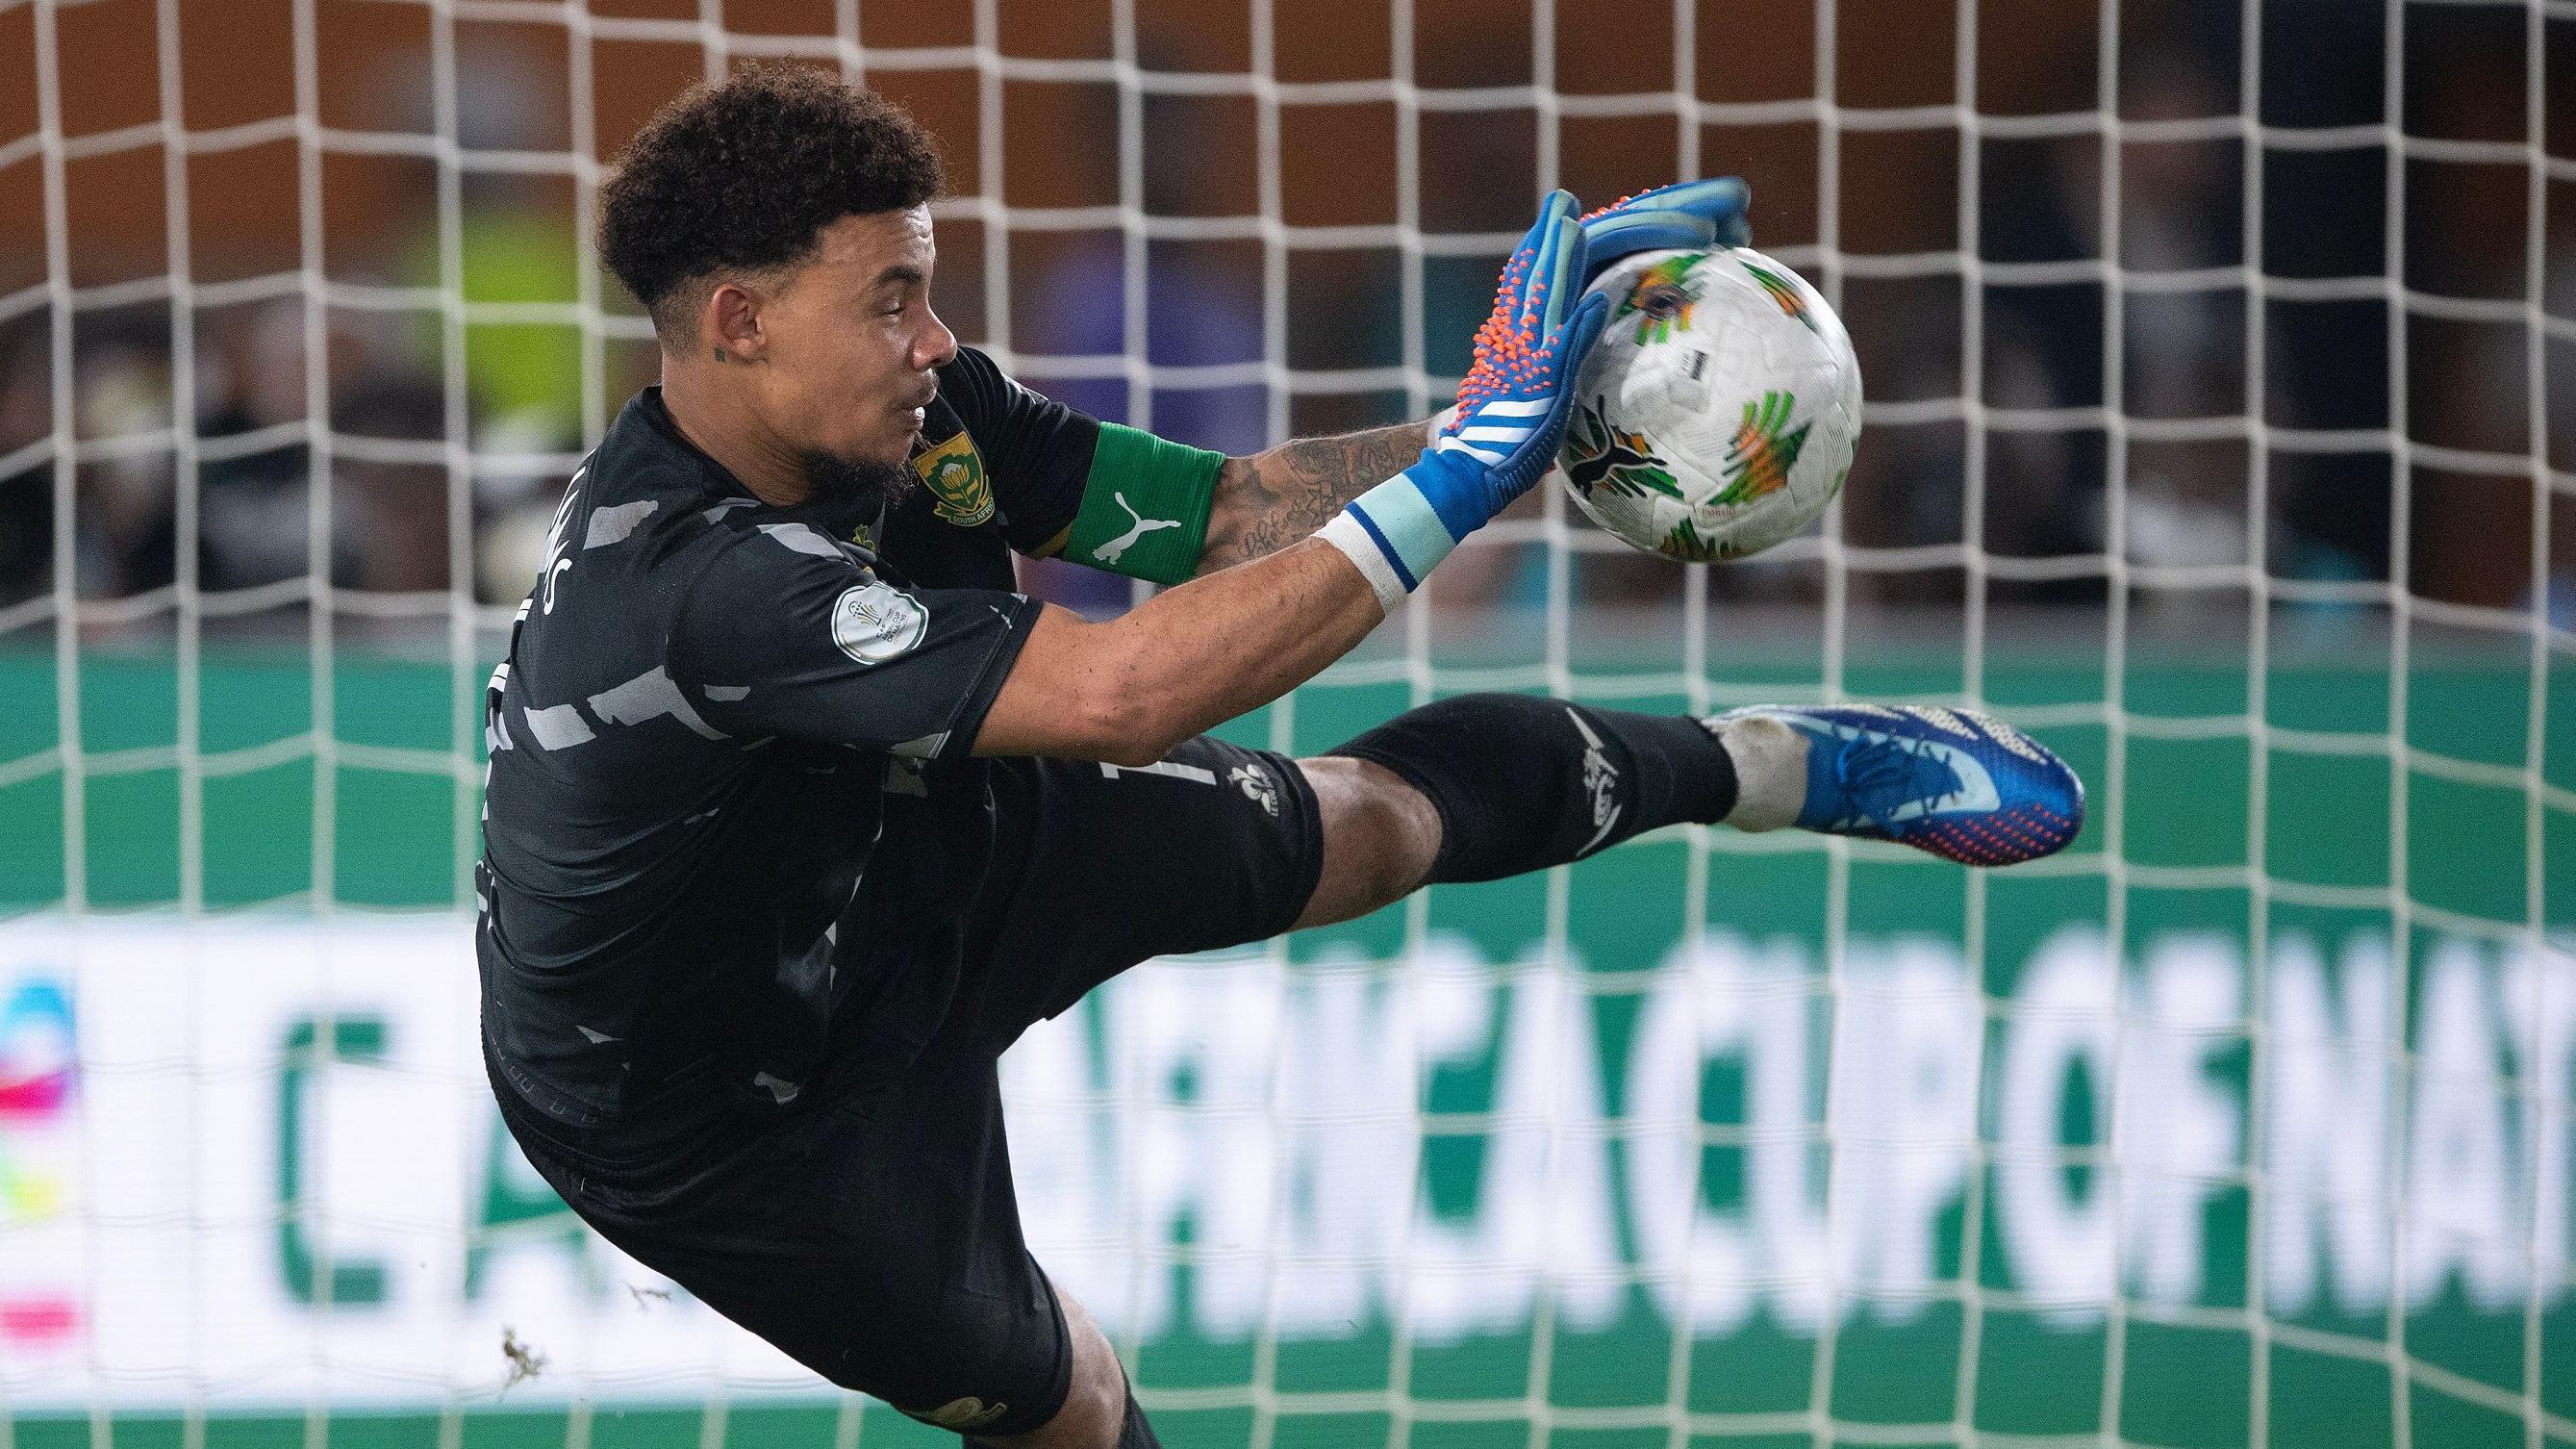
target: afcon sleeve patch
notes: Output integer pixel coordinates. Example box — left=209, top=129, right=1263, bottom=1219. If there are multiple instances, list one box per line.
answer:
left=830, top=582, right=928, bottom=663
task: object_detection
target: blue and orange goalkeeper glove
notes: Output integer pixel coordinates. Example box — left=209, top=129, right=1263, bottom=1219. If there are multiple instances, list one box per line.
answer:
left=1319, top=191, right=1611, bottom=608
left=1578, top=177, right=1753, bottom=285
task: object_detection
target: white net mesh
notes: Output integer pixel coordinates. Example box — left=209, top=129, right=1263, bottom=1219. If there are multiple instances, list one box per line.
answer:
left=0, top=0, right=2570, bottom=1446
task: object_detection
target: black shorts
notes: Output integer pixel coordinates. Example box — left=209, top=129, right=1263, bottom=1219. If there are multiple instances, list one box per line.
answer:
left=503, top=736, right=1323, bottom=1436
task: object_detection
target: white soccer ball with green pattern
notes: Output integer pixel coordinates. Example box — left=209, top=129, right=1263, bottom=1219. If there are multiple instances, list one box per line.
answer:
left=1555, top=246, right=1862, bottom=562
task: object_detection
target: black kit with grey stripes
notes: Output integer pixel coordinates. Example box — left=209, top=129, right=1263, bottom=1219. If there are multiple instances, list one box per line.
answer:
left=476, top=363, right=1320, bottom=1433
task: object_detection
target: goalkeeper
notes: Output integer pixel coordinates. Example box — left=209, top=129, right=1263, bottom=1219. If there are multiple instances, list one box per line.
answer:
left=477, top=68, right=2082, bottom=1449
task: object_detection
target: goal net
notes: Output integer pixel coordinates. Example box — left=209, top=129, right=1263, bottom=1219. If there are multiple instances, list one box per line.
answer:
left=1, top=0, right=2569, bottom=1445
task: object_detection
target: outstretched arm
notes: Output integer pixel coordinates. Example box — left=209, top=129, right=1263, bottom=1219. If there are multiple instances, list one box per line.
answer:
left=1193, top=419, right=1442, bottom=575
left=979, top=192, right=1610, bottom=765
left=979, top=539, right=1389, bottom=764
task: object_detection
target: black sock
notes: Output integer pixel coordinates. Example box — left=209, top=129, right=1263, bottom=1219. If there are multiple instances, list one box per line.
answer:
left=1326, top=693, right=1737, bottom=884
left=1119, top=1389, right=1162, bottom=1448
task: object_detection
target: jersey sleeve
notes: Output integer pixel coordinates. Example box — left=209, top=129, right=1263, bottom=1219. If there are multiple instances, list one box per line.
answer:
left=943, top=345, right=1228, bottom=586
left=668, top=525, right=1039, bottom=760
left=938, top=345, right=1101, bottom=558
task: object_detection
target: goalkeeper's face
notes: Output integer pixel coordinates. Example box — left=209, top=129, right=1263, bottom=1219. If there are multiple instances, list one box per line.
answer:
left=749, top=205, right=957, bottom=475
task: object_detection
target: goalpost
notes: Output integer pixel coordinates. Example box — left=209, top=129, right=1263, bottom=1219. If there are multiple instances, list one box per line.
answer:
left=0, top=0, right=2568, bottom=1446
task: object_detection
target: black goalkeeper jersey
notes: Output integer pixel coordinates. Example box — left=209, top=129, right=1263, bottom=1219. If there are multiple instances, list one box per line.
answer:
left=477, top=348, right=1098, bottom=1180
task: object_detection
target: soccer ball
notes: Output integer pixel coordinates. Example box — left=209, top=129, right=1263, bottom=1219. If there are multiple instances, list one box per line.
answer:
left=1555, top=247, right=1862, bottom=562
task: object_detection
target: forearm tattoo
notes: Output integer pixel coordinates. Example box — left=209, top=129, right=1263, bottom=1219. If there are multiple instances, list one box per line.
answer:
left=1195, top=421, right=1431, bottom=574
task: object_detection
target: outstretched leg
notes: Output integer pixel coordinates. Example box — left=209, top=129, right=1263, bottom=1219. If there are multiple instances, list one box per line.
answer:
left=1292, top=694, right=1737, bottom=927
left=1292, top=694, right=2084, bottom=928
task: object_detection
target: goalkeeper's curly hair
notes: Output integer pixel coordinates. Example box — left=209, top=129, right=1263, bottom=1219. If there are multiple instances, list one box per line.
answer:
left=600, top=64, right=944, bottom=343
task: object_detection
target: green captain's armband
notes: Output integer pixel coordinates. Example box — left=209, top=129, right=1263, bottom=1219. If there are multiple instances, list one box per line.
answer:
left=1052, top=422, right=1224, bottom=586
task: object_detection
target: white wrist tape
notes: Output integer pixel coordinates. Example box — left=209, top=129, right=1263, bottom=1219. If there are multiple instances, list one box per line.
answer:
left=1320, top=512, right=1408, bottom=613
left=1317, top=474, right=1462, bottom=614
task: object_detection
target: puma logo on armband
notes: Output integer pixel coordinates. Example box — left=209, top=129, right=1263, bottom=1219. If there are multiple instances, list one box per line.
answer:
left=1094, top=492, right=1181, bottom=566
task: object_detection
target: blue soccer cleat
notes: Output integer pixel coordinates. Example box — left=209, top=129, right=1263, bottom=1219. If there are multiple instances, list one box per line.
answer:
left=1711, top=703, right=2084, bottom=866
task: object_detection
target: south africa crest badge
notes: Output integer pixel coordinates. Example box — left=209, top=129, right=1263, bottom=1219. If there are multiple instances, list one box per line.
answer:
left=910, top=430, right=996, bottom=527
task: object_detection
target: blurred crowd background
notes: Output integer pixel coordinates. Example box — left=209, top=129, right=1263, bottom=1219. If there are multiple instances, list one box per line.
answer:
left=0, top=0, right=2569, bottom=636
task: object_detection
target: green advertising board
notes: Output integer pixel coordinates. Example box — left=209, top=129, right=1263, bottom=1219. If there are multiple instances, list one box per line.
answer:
left=0, top=642, right=2569, bottom=1449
